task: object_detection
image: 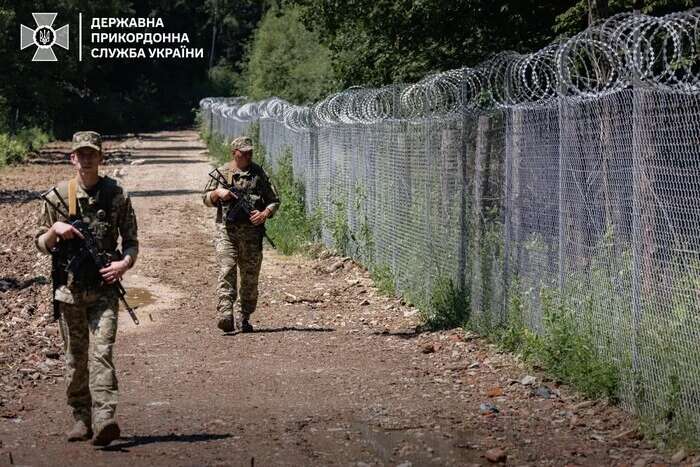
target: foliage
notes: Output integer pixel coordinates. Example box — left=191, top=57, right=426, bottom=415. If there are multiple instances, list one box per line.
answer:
left=0, top=134, right=27, bottom=166
left=554, top=0, right=696, bottom=35
left=301, top=0, right=576, bottom=87
left=420, top=275, right=470, bottom=331
left=241, top=4, right=337, bottom=103
left=207, top=60, right=241, bottom=96
left=349, top=184, right=374, bottom=264
left=492, top=284, right=620, bottom=400
left=327, top=196, right=350, bottom=256
left=264, top=148, right=322, bottom=254
left=0, top=126, right=51, bottom=166
left=203, top=131, right=230, bottom=166
left=370, top=264, right=396, bottom=296
left=15, top=127, right=52, bottom=152
left=0, top=1, right=265, bottom=137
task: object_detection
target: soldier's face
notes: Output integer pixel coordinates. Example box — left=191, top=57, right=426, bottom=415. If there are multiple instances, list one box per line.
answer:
left=71, top=148, right=102, bottom=174
left=233, top=149, right=252, bottom=169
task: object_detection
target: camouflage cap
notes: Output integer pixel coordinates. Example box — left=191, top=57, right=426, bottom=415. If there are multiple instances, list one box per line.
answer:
left=230, top=136, right=254, bottom=152
left=72, top=131, right=102, bottom=152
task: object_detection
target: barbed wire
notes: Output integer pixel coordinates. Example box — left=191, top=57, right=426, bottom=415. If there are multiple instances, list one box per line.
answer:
left=201, top=7, right=699, bottom=129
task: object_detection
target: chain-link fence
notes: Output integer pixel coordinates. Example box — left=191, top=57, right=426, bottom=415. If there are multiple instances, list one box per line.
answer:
left=201, top=9, right=700, bottom=430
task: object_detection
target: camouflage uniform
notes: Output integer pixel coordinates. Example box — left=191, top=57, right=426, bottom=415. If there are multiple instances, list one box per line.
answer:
left=35, top=132, right=138, bottom=439
left=203, top=136, right=280, bottom=327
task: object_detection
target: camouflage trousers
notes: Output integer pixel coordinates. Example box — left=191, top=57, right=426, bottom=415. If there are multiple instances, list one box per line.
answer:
left=215, top=223, right=263, bottom=317
left=58, top=290, right=119, bottom=428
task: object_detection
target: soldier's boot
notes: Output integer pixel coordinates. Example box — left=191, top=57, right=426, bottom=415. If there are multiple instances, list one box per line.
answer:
left=66, top=419, right=93, bottom=442
left=236, top=312, right=253, bottom=333
left=92, top=419, right=121, bottom=446
left=217, top=313, right=235, bottom=333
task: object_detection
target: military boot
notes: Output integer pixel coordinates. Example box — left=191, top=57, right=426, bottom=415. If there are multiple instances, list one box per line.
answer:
left=217, top=313, right=235, bottom=333
left=66, top=419, right=92, bottom=442
left=92, top=419, right=121, bottom=446
left=236, top=312, right=253, bottom=333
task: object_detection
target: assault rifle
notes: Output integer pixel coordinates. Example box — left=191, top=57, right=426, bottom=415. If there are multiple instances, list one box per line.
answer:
left=40, top=187, right=140, bottom=325
left=208, top=168, right=276, bottom=249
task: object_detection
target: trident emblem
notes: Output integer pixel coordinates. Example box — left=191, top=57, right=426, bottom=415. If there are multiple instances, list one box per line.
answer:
left=20, top=13, right=69, bottom=62
left=39, top=29, right=52, bottom=45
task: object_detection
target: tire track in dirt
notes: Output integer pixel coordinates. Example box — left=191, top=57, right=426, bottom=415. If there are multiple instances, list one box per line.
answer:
left=0, top=130, right=677, bottom=466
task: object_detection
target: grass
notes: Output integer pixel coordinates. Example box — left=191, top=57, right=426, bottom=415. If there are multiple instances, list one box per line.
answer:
left=327, top=196, right=350, bottom=256
left=201, top=130, right=230, bottom=166
left=488, top=283, right=620, bottom=400
left=264, top=148, right=322, bottom=254
left=369, top=264, right=396, bottom=296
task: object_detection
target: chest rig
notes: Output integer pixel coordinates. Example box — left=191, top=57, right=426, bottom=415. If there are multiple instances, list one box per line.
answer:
left=58, top=177, right=119, bottom=289
left=224, top=163, right=264, bottom=224
left=67, top=177, right=116, bottom=247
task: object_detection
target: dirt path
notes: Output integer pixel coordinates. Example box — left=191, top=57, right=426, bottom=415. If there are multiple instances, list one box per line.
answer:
left=0, top=131, right=684, bottom=466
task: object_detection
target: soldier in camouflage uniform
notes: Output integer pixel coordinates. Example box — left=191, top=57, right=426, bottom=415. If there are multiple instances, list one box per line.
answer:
left=35, top=131, right=138, bottom=446
left=203, top=136, right=280, bottom=333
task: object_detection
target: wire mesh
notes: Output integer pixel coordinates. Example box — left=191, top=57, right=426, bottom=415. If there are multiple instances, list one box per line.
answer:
left=200, top=8, right=700, bottom=429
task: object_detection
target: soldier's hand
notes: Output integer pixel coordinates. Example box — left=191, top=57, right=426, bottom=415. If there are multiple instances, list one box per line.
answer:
left=250, top=208, right=270, bottom=226
left=100, top=259, right=129, bottom=284
left=213, top=188, right=235, bottom=203
left=51, top=222, right=84, bottom=240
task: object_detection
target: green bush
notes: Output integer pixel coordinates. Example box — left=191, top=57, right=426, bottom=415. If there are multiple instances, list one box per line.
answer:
left=421, top=275, right=470, bottom=330
left=16, top=126, right=51, bottom=152
left=0, top=126, right=51, bottom=167
left=0, top=134, right=28, bottom=166
left=538, top=292, right=619, bottom=400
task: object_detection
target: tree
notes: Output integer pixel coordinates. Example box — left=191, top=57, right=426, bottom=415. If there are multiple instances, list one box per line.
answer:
left=300, top=0, right=577, bottom=87
left=242, top=5, right=336, bottom=104
left=0, top=0, right=264, bottom=137
left=555, top=0, right=695, bottom=35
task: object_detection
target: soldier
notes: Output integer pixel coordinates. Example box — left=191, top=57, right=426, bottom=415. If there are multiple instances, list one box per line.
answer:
left=204, top=136, right=280, bottom=333
left=35, top=131, right=138, bottom=446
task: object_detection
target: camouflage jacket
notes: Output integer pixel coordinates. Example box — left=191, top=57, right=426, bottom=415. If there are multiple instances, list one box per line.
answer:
left=35, top=176, right=139, bottom=302
left=203, top=162, right=281, bottom=224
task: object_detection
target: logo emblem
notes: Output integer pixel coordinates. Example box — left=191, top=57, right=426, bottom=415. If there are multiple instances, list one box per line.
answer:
left=20, top=13, right=69, bottom=62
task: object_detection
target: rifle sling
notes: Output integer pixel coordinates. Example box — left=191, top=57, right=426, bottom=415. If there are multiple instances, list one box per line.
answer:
left=67, top=177, right=117, bottom=220
left=68, top=178, right=78, bottom=217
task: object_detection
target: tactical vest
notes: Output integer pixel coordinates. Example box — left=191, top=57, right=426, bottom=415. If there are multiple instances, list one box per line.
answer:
left=222, top=162, right=267, bottom=224
left=54, top=176, right=121, bottom=289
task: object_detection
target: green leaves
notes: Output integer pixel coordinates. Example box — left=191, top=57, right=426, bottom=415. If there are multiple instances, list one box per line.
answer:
left=242, top=5, right=337, bottom=104
left=302, top=0, right=571, bottom=87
